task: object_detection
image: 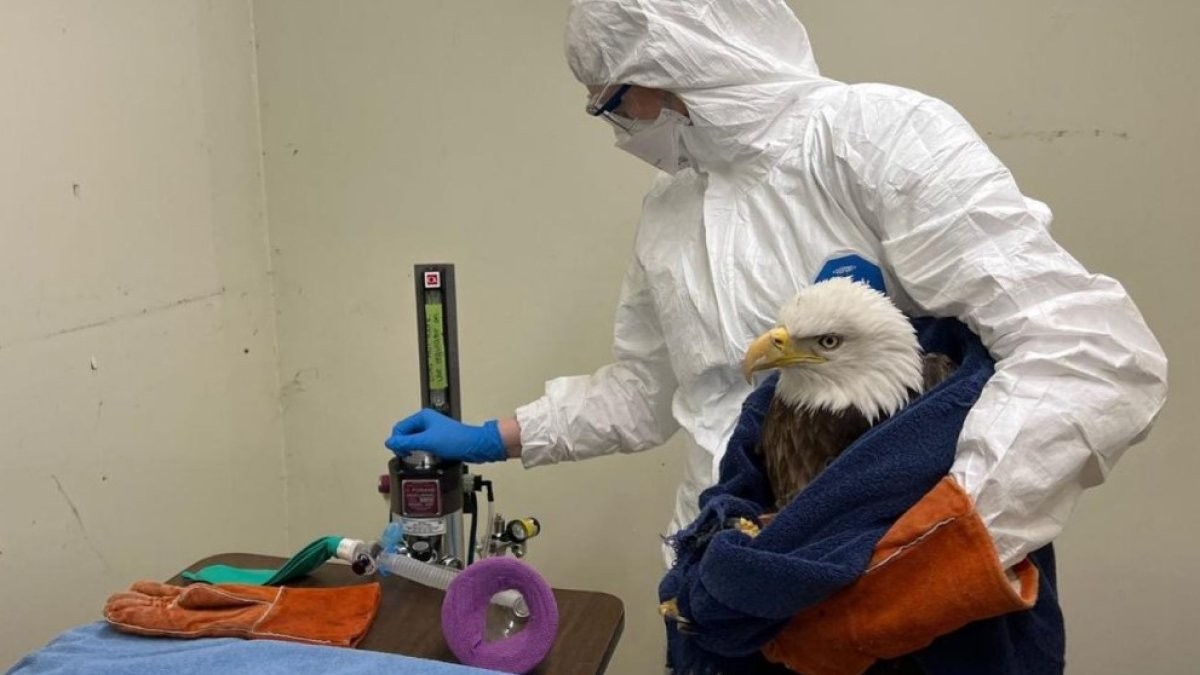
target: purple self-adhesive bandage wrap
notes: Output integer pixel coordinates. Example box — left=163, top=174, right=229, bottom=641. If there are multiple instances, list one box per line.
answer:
left=440, top=557, right=559, bottom=674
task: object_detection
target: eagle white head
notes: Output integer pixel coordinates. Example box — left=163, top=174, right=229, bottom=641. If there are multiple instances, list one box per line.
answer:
left=742, top=278, right=923, bottom=423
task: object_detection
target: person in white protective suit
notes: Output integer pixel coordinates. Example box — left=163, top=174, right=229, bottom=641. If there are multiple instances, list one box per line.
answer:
left=386, top=0, right=1168, bottom=578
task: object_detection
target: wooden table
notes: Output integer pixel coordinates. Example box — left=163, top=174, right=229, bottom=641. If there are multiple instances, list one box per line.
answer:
left=170, top=553, right=625, bottom=675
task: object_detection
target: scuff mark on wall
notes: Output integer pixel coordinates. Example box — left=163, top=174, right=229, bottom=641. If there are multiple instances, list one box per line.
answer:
left=281, top=367, right=320, bottom=408
left=984, top=129, right=1130, bottom=143
left=50, top=475, right=113, bottom=574
left=0, top=287, right=227, bottom=351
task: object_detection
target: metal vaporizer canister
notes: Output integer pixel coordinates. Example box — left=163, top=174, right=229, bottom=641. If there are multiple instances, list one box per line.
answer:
left=388, top=454, right=464, bottom=564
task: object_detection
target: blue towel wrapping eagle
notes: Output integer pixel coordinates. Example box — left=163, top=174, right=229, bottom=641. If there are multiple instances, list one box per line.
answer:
left=659, top=279, right=1065, bottom=675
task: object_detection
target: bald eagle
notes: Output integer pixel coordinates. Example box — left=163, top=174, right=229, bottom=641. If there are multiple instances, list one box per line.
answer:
left=742, top=278, right=957, bottom=510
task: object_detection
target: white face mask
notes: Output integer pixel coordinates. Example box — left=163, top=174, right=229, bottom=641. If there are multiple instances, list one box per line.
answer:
left=613, top=109, right=695, bottom=174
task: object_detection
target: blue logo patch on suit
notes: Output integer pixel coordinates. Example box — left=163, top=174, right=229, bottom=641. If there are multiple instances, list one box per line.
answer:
left=815, top=252, right=887, bottom=295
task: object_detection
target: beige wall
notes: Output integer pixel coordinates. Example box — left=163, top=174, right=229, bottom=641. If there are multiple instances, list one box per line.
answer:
left=0, top=1, right=286, bottom=665
left=2, top=0, right=1196, bottom=673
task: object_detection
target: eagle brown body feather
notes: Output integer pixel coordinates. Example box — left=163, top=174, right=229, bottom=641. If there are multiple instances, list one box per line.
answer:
left=759, top=352, right=958, bottom=510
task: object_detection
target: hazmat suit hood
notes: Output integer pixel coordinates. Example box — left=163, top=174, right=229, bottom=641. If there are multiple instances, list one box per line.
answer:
left=565, top=0, right=828, bottom=171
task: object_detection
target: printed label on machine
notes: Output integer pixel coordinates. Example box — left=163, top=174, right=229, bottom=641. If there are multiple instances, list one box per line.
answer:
left=399, top=516, right=447, bottom=537
left=402, top=478, right=442, bottom=517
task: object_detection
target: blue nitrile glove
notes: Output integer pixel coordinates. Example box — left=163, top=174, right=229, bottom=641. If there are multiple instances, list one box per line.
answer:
left=385, top=409, right=507, bottom=463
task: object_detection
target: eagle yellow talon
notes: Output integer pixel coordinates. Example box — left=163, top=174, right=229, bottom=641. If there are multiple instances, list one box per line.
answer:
left=734, top=517, right=761, bottom=538
left=659, top=599, right=680, bottom=619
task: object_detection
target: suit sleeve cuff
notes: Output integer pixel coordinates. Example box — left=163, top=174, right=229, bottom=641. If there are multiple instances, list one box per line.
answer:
left=515, top=397, right=563, bottom=468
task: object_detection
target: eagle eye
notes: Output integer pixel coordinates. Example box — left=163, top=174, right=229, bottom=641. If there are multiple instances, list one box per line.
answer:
left=817, top=334, right=843, bottom=350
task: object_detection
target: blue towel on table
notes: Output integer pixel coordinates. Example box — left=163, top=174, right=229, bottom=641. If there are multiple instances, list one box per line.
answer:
left=7, top=622, right=501, bottom=675
left=659, top=317, right=1064, bottom=674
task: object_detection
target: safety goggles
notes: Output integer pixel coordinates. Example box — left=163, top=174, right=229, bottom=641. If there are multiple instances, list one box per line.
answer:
left=585, top=83, right=636, bottom=132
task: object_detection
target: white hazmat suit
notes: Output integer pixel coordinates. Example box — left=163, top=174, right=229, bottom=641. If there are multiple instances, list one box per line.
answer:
left=515, top=0, right=1168, bottom=569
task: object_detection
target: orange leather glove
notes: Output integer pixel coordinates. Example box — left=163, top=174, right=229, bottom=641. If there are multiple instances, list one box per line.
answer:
left=104, top=580, right=381, bottom=647
left=761, top=477, right=1039, bottom=675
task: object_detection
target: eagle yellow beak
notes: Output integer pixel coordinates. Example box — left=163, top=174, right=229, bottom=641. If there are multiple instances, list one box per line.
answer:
left=742, top=327, right=827, bottom=383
